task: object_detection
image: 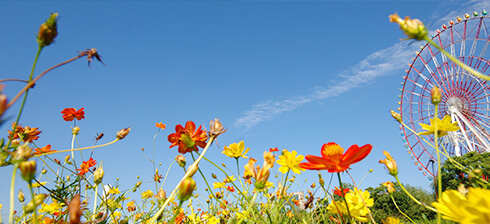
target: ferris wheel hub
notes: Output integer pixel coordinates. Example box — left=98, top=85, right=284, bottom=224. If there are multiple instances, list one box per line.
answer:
left=447, top=97, right=464, bottom=113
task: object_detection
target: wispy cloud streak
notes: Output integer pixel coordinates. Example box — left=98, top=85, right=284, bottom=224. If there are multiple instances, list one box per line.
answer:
left=234, top=0, right=489, bottom=130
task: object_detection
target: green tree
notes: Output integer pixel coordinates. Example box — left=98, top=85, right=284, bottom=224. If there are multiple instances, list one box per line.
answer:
left=439, top=151, right=490, bottom=192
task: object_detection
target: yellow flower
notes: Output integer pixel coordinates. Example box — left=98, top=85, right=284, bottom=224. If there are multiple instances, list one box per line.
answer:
left=223, top=141, right=250, bottom=159
left=213, top=182, right=226, bottom=189
left=39, top=201, right=65, bottom=215
left=31, top=181, right=48, bottom=188
left=276, top=150, right=305, bottom=174
left=223, top=175, right=236, bottom=183
left=286, top=210, right=293, bottom=218
left=0, top=204, right=2, bottom=210
left=108, top=187, right=121, bottom=195
left=419, top=115, right=459, bottom=137
left=243, top=151, right=275, bottom=190
left=327, top=188, right=374, bottom=222
left=141, top=189, right=154, bottom=199
left=382, top=181, right=396, bottom=193
left=379, top=151, right=398, bottom=176
left=382, top=217, right=402, bottom=224
left=432, top=187, right=490, bottom=223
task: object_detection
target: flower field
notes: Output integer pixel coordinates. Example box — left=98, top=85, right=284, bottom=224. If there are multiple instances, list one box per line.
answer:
left=1, top=10, right=490, bottom=224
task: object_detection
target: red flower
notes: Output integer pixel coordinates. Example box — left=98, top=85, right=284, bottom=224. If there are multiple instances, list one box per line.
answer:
left=34, top=144, right=56, bottom=155
left=154, top=174, right=163, bottom=183
left=299, top=142, right=372, bottom=173
left=61, top=108, right=85, bottom=121
left=8, top=123, right=41, bottom=143
left=168, top=121, right=208, bottom=154
left=333, top=187, right=350, bottom=197
left=155, top=122, right=166, bottom=130
left=77, top=158, right=96, bottom=176
left=269, top=147, right=279, bottom=152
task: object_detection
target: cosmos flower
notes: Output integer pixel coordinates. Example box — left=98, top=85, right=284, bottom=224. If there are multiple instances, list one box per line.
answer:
left=155, top=122, right=166, bottom=130
left=34, top=144, right=55, bottom=155
left=61, top=108, right=85, bottom=121
left=168, top=121, right=208, bottom=154
left=432, top=187, right=490, bottom=223
left=379, top=151, right=398, bottom=176
left=76, top=158, right=96, bottom=176
left=243, top=151, right=275, bottom=190
left=333, top=187, right=350, bottom=197
left=419, top=115, right=459, bottom=137
left=327, top=188, right=374, bottom=222
left=8, top=123, right=41, bottom=143
left=276, top=150, right=305, bottom=174
left=299, top=142, right=372, bottom=173
left=222, top=141, right=250, bottom=159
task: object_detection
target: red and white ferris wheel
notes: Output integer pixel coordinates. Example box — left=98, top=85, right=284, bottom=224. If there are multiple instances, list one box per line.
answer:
left=399, top=10, right=490, bottom=180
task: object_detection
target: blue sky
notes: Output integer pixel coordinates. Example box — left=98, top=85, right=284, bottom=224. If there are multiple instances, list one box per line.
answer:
left=1, top=0, right=489, bottom=218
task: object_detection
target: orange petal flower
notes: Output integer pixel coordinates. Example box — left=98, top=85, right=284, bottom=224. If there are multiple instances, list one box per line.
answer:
left=168, top=121, right=208, bottom=154
left=155, top=122, right=166, bottom=130
left=34, top=144, right=56, bottom=155
left=76, top=158, right=96, bottom=176
left=61, top=108, right=85, bottom=121
left=333, top=187, right=350, bottom=197
left=8, top=123, right=41, bottom=143
left=299, top=142, right=372, bottom=173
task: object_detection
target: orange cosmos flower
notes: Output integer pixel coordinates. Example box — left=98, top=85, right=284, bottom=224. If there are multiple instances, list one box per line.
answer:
left=76, top=158, right=96, bottom=176
left=8, top=123, right=41, bottom=143
left=269, top=147, right=279, bottom=152
left=61, top=108, right=85, bottom=121
left=155, top=122, right=166, bottom=130
left=299, top=142, right=372, bottom=173
left=168, top=121, right=207, bottom=154
left=333, top=187, right=350, bottom=197
left=34, top=144, right=56, bottom=155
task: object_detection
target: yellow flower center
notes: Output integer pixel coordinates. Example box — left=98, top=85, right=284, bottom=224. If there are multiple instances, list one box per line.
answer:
left=323, top=143, right=344, bottom=157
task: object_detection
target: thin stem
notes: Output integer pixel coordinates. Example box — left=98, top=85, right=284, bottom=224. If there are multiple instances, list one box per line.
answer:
left=27, top=182, right=39, bottom=224
left=434, top=104, right=442, bottom=224
left=280, top=169, right=290, bottom=199
left=148, top=136, right=216, bottom=223
left=425, top=37, right=490, bottom=81
left=237, top=190, right=258, bottom=224
left=6, top=46, right=42, bottom=149
left=394, top=175, right=437, bottom=212
left=337, top=172, right=352, bottom=223
left=390, top=194, right=415, bottom=224
left=93, top=184, right=99, bottom=220
left=9, top=163, right=19, bottom=224
left=33, top=138, right=119, bottom=157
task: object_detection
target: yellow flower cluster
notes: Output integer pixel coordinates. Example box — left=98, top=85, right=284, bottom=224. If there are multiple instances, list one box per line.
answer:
left=327, top=188, right=374, bottom=222
left=432, top=187, right=490, bottom=223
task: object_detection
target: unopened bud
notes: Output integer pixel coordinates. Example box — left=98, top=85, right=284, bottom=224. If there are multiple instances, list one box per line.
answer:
left=390, top=110, right=402, bottom=123
left=66, top=175, right=71, bottom=181
left=156, top=188, right=166, bottom=201
left=72, top=126, right=80, bottom=135
left=178, top=178, right=196, bottom=202
left=379, top=151, right=398, bottom=176
left=116, top=128, right=131, bottom=140
left=65, top=155, right=72, bottom=165
left=25, top=194, right=46, bottom=213
left=19, top=160, right=36, bottom=182
left=175, top=154, right=186, bottom=167
left=41, top=169, right=47, bottom=174
left=212, top=173, right=217, bottom=179
left=94, top=167, right=104, bottom=185
left=0, top=94, right=7, bottom=119
left=431, top=86, right=442, bottom=105
left=18, top=189, right=25, bottom=202
left=37, top=13, right=59, bottom=48
left=389, top=13, right=428, bottom=41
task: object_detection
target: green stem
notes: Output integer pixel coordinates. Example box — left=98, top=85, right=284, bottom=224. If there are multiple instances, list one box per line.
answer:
left=237, top=190, right=258, bottom=224
left=280, top=169, right=290, bottom=199
left=6, top=46, right=42, bottom=149
left=148, top=136, right=216, bottom=223
left=394, top=175, right=437, bottom=212
left=27, top=182, right=39, bottom=224
left=93, top=184, right=98, bottom=220
left=425, top=37, right=490, bottom=81
left=390, top=194, right=415, bottom=224
left=434, top=104, right=442, bottom=224
left=337, top=172, right=352, bottom=223
left=9, top=163, right=19, bottom=224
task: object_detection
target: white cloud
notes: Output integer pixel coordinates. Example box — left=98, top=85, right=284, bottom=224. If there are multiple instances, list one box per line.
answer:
left=234, top=0, right=489, bottom=130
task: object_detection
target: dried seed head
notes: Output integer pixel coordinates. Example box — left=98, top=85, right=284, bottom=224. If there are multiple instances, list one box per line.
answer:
left=208, top=118, right=227, bottom=137
left=116, top=128, right=131, bottom=140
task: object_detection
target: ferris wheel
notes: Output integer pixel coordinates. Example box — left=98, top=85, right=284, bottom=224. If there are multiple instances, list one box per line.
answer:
left=399, top=10, right=490, bottom=180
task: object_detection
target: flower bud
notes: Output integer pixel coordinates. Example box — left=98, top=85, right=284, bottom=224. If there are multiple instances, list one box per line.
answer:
left=41, top=169, right=47, bottom=174
left=318, top=173, right=325, bottom=188
left=19, top=160, right=36, bottom=182
left=156, top=188, right=166, bottom=201
left=94, top=167, right=104, bottom=185
left=390, top=110, right=402, bottom=123
left=431, top=86, right=442, bottom=105
left=0, top=93, right=7, bottom=119
left=389, top=13, right=428, bottom=41
left=66, top=175, right=71, bottom=181
left=18, top=189, right=25, bottom=202
left=65, top=155, right=72, bottom=165
left=72, top=126, right=80, bottom=135
left=175, top=154, right=186, bottom=167
left=37, top=13, right=59, bottom=48
left=178, top=178, right=196, bottom=202
left=24, top=194, right=46, bottom=213
left=116, top=128, right=131, bottom=140
left=379, top=151, right=398, bottom=176
left=212, top=173, right=217, bottom=179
